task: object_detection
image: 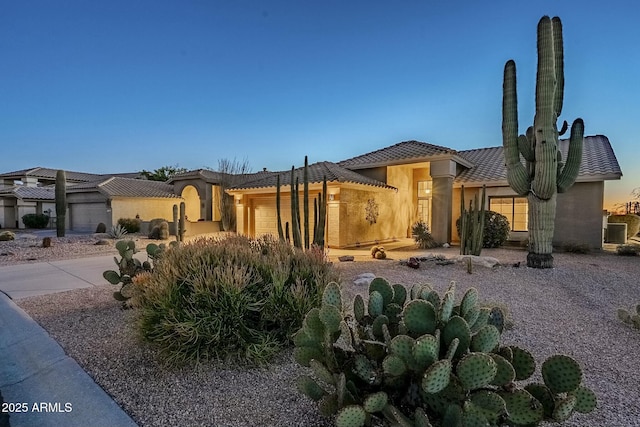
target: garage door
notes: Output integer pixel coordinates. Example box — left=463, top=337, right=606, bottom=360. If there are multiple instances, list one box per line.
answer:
left=254, top=198, right=283, bottom=237
left=70, top=203, right=109, bottom=232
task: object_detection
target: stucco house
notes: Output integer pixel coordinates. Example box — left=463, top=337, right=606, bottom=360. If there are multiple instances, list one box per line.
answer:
left=0, top=134, right=621, bottom=249
left=0, top=167, right=179, bottom=232
left=228, top=135, right=621, bottom=249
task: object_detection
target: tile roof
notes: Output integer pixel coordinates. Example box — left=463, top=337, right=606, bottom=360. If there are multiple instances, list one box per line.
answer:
left=169, top=168, right=278, bottom=186
left=455, top=135, right=622, bottom=186
left=0, top=185, right=55, bottom=200
left=231, top=162, right=394, bottom=190
left=0, top=167, right=106, bottom=183
left=338, top=140, right=472, bottom=169
left=68, top=177, right=179, bottom=198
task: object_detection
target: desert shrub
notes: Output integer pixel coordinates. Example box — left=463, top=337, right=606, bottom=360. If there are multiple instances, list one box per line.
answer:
left=616, top=243, right=640, bottom=256
left=149, top=222, right=170, bottom=240
left=456, top=210, right=510, bottom=248
left=411, top=220, right=439, bottom=249
left=21, top=213, right=49, bottom=229
left=95, top=222, right=107, bottom=233
left=608, top=214, right=640, bottom=239
left=134, top=235, right=338, bottom=365
left=108, top=224, right=128, bottom=239
left=294, top=279, right=596, bottom=426
left=117, top=217, right=141, bottom=234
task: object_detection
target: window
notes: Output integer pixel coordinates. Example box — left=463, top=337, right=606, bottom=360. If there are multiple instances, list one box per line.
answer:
left=417, top=181, right=432, bottom=226
left=489, top=197, right=528, bottom=231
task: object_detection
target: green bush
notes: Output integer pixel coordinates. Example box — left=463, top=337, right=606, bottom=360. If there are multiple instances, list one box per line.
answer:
left=456, top=210, right=511, bottom=248
left=411, top=220, right=439, bottom=249
left=21, top=213, right=50, bottom=229
left=133, top=235, right=338, bottom=365
left=608, top=214, right=640, bottom=239
left=294, top=279, right=596, bottom=426
left=117, top=217, right=141, bottom=233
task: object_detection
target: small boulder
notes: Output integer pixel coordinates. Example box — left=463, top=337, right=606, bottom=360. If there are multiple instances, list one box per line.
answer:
left=353, top=273, right=376, bottom=286
left=0, top=231, right=15, bottom=241
left=442, top=243, right=450, bottom=248
left=338, top=255, right=354, bottom=262
left=407, top=257, right=420, bottom=269
left=95, top=239, right=111, bottom=246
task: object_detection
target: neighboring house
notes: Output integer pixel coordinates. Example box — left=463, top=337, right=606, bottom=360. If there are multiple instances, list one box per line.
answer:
left=0, top=167, right=177, bottom=232
left=0, top=167, right=108, bottom=229
left=65, top=177, right=181, bottom=232
left=228, top=136, right=622, bottom=249
left=0, top=135, right=621, bottom=248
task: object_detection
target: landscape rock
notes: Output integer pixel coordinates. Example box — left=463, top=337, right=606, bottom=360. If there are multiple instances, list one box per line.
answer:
left=442, top=243, right=450, bottom=248
left=338, top=255, right=354, bottom=262
left=95, top=239, right=111, bottom=246
left=452, top=255, right=500, bottom=268
left=0, top=231, right=15, bottom=241
left=353, top=272, right=375, bottom=286
left=407, top=257, right=420, bottom=269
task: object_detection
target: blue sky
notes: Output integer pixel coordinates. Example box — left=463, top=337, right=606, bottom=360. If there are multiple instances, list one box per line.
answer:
left=1, top=1, right=638, bottom=210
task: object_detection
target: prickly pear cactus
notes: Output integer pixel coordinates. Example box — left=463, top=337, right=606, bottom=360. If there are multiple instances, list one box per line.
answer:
left=103, top=240, right=170, bottom=306
left=502, top=16, right=584, bottom=268
left=293, top=277, right=595, bottom=426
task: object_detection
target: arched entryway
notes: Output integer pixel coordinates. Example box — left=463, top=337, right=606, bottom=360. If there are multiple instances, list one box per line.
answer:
left=181, top=185, right=201, bottom=221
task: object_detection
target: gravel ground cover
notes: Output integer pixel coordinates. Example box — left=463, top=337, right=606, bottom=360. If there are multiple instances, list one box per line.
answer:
left=13, top=244, right=640, bottom=427
left=0, top=233, right=119, bottom=266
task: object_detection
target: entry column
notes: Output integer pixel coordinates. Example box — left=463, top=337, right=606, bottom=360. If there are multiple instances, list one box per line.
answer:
left=430, top=160, right=456, bottom=244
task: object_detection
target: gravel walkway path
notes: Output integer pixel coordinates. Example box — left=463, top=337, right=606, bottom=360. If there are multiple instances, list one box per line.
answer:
left=13, top=244, right=640, bottom=427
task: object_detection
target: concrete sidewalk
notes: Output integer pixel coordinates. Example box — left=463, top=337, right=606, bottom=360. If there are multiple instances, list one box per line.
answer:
left=0, top=255, right=138, bottom=427
left=0, top=255, right=118, bottom=299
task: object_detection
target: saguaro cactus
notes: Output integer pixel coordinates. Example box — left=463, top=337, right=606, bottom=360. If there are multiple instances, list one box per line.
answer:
left=502, top=16, right=584, bottom=268
left=459, top=185, right=486, bottom=256
left=55, top=170, right=66, bottom=237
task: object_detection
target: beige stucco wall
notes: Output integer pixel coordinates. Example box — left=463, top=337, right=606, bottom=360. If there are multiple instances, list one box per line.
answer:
left=453, top=182, right=605, bottom=248
left=111, top=198, right=181, bottom=223
left=172, top=179, right=219, bottom=221
left=555, top=181, right=604, bottom=248
left=338, top=186, right=403, bottom=247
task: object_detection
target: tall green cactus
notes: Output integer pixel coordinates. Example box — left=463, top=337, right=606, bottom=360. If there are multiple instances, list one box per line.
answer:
left=291, top=167, right=303, bottom=248
left=55, top=169, right=66, bottom=237
left=276, top=174, right=285, bottom=241
left=280, top=158, right=328, bottom=250
left=502, top=16, right=584, bottom=268
left=172, top=202, right=186, bottom=242
left=304, top=156, right=310, bottom=250
left=460, top=185, right=486, bottom=256
left=314, top=178, right=327, bottom=248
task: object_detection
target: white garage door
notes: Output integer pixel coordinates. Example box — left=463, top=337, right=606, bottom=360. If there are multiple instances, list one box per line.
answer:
left=254, top=198, right=281, bottom=237
left=70, top=203, right=109, bottom=232
left=254, top=195, right=306, bottom=238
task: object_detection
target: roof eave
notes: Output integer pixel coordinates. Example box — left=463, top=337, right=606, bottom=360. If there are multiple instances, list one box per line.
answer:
left=343, top=154, right=474, bottom=170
